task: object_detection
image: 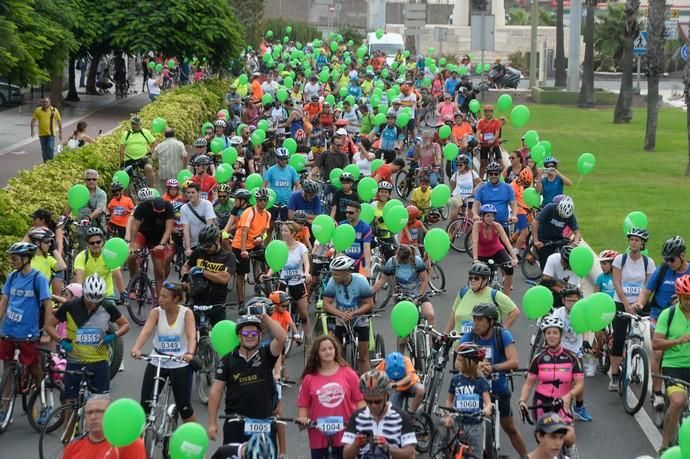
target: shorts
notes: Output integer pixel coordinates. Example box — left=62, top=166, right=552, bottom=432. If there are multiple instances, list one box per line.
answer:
left=269, top=205, right=289, bottom=223
left=280, top=281, right=307, bottom=300
left=662, top=367, right=690, bottom=396
left=333, top=321, right=369, bottom=343
left=63, top=360, right=110, bottom=399
left=515, top=214, right=529, bottom=231
left=108, top=223, right=127, bottom=239
left=0, top=339, right=39, bottom=366
left=449, top=196, right=473, bottom=210
left=479, top=146, right=500, bottom=162
left=232, top=247, right=252, bottom=275
left=133, top=232, right=175, bottom=259
left=390, top=383, right=423, bottom=408
left=311, top=448, right=344, bottom=459
left=478, top=250, right=513, bottom=276
left=378, top=149, right=397, bottom=164
left=496, top=392, right=513, bottom=418
left=124, top=157, right=151, bottom=171
left=611, top=302, right=628, bottom=357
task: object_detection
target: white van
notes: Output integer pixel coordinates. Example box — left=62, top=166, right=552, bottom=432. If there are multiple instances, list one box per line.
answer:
left=367, top=32, right=405, bottom=66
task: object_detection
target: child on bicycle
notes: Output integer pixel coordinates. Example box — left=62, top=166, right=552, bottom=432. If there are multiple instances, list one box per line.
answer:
left=376, top=352, right=425, bottom=413
left=443, top=343, right=492, bottom=458
left=292, top=210, right=313, bottom=251
left=400, top=205, right=427, bottom=257
left=595, top=249, right=618, bottom=298
left=410, top=175, right=432, bottom=215
left=107, top=181, right=134, bottom=239
left=268, top=290, right=302, bottom=381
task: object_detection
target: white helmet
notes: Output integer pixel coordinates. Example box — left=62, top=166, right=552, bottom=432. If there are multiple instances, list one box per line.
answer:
left=540, top=315, right=564, bottom=332
left=557, top=196, right=574, bottom=219
left=329, top=256, right=355, bottom=271
left=83, top=274, right=106, bottom=303
left=137, top=187, right=155, bottom=202
left=230, top=136, right=242, bottom=146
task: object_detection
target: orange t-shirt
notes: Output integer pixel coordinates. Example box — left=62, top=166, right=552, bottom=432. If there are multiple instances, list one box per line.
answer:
left=373, top=163, right=393, bottom=183
left=376, top=356, right=419, bottom=391
left=511, top=181, right=528, bottom=215
left=251, top=80, right=264, bottom=100
left=304, top=102, right=322, bottom=119
left=271, top=308, right=292, bottom=331
left=452, top=123, right=473, bottom=142
left=107, top=196, right=135, bottom=228
left=63, top=437, right=146, bottom=459
left=400, top=220, right=424, bottom=245
left=295, top=226, right=311, bottom=246
left=231, top=207, right=271, bottom=250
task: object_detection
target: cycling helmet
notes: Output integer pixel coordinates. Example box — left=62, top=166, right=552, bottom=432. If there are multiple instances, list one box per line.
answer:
left=480, top=204, right=497, bottom=215
left=426, top=209, right=441, bottom=224
left=472, top=302, right=499, bottom=321
left=233, top=188, right=251, bottom=200
left=245, top=433, right=276, bottom=459
left=302, top=179, right=320, bottom=195
left=110, top=181, right=124, bottom=192
left=339, top=172, right=354, bottom=182
left=468, top=261, right=491, bottom=278
left=6, top=242, right=37, bottom=256
left=269, top=290, right=290, bottom=305
left=559, top=245, right=574, bottom=263
left=217, top=183, right=231, bottom=194
left=384, top=352, right=406, bottom=381
left=198, top=225, right=221, bottom=248
left=540, top=315, right=565, bottom=332
left=675, top=275, right=690, bottom=295
left=193, top=137, right=208, bottom=148
left=274, top=147, right=289, bottom=159
left=359, top=370, right=391, bottom=396
left=406, top=205, right=420, bottom=220
left=28, top=227, right=55, bottom=243
left=85, top=227, right=104, bottom=239
left=83, top=274, right=106, bottom=304
left=552, top=194, right=565, bottom=204
left=455, top=343, right=487, bottom=361
left=64, top=283, right=83, bottom=298
left=229, top=136, right=242, bottom=146
left=166, top=178, right=179, bottom=189
left=254, top=188, right=270, bottom=200
left=518, top=168, right=534, bottom=184
left=181, top=179, right=194, bottom=191
left=138, top=187, right=155, bottom=202
left=457, top=154, right=471, bottom=165
left=129, top=115, right=142, bottom=124
left=213, top=119, right=227, bottom=128
left=295, top=129, right=306, bottom=142
left=486, top=162, right=502, bottom=174
left=193, top=154, right=212, bottom=165
left=663, top=236, right=686, bottom=258
left=544, top=156, right=559, bottom=167
left=598, top=249, right=619, bottom=262
left=330, top=256, right=355, bottom=271
left=236, top=314, right=263, bottom=332
left=560, top=284, right=582, bottom=298
left=557, top=196, right=574, bottom=219
left=626, top=227, right=649, bottom=242
left=293, top=210, right=308, bottom=225
left=378, top=181, right=393, bottom=191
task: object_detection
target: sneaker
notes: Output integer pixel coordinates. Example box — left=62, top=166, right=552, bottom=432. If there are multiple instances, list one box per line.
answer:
left=37, top=407, right=51, bottom=425
left=653, top=393, right=665, bottom=410
left=609, top=375, right=619, bottom=392
left=573, top=405, right=593, bottom=422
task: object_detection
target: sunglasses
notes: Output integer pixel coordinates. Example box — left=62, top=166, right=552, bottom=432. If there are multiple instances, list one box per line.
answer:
left=88, top=240, right=103, bottom=245
left=240, top=330, right=260, bottom=337
left=365, top=398, right=385, bottom=405
left=85, top=178, right=98, bottom=182
left=665, top=256, right=678, bottom=263
left=469, top=275, right=483, bottom=281
left=218, top=195, right=229, bottom=199
left=345, top=210, right=358, bottom=215
left=256, top=197, right=269, bottom=202
left=488, top=172, right=500, bottom=177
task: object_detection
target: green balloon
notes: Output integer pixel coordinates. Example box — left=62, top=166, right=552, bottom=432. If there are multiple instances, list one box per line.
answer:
left=222, top=147, right=238, bottom=165
left=283, top=138, right=297, bottom=155
left=288, top=153, right=306, bottom=172
left=284, top=76, right=294, bottom=88
left=276, top=88, right=289, bottom=102
left=523, top=130, right=540, bottom=148
left=151, top=188, right=160, bottom=198
left=497, top=93, right=513, bottom=113
left=345, top=95, right=356, bottom=106
left=522, top=285, right=553, bottom=320
left=266, top=240, right=289, bottom=272
left=468, top=99, right=481, bottom=114
left=371, top=159, right=384, bottom=174
left=215, top=163, right=233, bottom=183
left=569, top=299, right=590, bottom=334
left=439, top=57, right=447, bottom=66
left=510, top=105, right=531, bottom=128
left=678, top=418, right=690, bottom=458
left=202, top=122, right=214, bottom=135
left=383, top=199, right=404, bottom=214
left=373, top=113, right=386, bottom=127
left=152, top=117, right=167, bottom=134
left=424, top=228, right=450, bottom=262
left=169, top=422, right=209, bottom=459
left=102, top=398, right=145, bottom=447
left=483, top=63, right=491, bottom=72
left=177, top=169, right=192, bottom=184
left=383, top=204, right=408, bottom=234
left=245, top=173, right=263, bottom=190
left=330, top=41, right=338, bottom=52
left=428, top=47, right=435, bottom=55
left=67, top=184, right=90, bottom=211
left=523, top=187, right=541, bottom=208
left=660, top=446, right=683, bottom=459
left=577, top=152, right=596, bottom=176
left=326, top=94, right=336, bottom=106
left=530, top=144, right=546, bottom=163
left=238, top=74, right=248, bottom=85
left=332, top=224, right=356, bottom=251
left=357, top=46, right=367, bottom=58
left=360, top=203, right=375, bottom=224
left=357, top=177, right=378, bottom=201
left=623, top=211, right=649, bottom=234
left=585, top=292, right=616, bottom=331
left=430, top=184, right=451, bottom=208
left=211, top=320, right=239, bottom=357
left=567, top=246, right=593, bottom=277
left=210, top=137, right=225, bottom=154
left=443, top=143, right=459, bottom=161
left=148, top=61, right=156, bottom=70
left=539, top=140, right=552, bottom=154
left=261, top=94, right=273, bottom=106
left=235, top=123, right=247, bottom=136
left=266, top=30, right=273, bottom=38
left=286, top=26, right=293, bottom=34
left=438, top=125, right=451, bottom=140
left=102, top=237, right=128, bottom=269
left=391, top=300, right=419, bottom=338
left=396, top=112, right=410, bottom=129
left=344, top=164, right=361, bottom=180
left=155, top=63, right=163, bottom=73
left=112, top=170, right=130, bottom=189
left=251, top=131, right=264, bottom=146
left=329, top=168, right=344, bottom=190
left=312, top=215, right=336, bottom=245
left=422, top=77, right=432, bottom=88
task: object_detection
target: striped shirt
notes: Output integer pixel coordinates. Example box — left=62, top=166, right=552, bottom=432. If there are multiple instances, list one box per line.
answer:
left=342, top=403, right=416, bottom=457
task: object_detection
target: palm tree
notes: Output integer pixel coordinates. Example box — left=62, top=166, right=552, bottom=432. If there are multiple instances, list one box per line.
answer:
left=554, top=0, right=567, bottom=87
left=644, top=0, right=665, bottom=150
left=507, top=8, right=530, bottom=25
left=594, top=5, right=626, bottom=71
left=579, top=0, right=596, bottom=107
left=613, top=0, right=640, bottom=123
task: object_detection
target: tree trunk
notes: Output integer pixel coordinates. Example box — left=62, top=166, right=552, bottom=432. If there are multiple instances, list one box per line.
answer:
left=578, top=0, right=596, bottom=107
left=684, top=53, right=690, bottom=175
left=65, top=55, right=80, bottom=102
left=555, top=0, right=567, bottom=87
left=613, top=0, right=640, bottom=123
left=644, top=0, right=665, bottom=150
left=49, top=73, right=65, bottom=108
left=85, top=52, right=101, bottom=95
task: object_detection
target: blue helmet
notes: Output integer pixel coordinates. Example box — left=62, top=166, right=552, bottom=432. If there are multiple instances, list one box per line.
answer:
left=384, top=352, right=406, bottom=381
left=480, top=204, right=497, bottom=215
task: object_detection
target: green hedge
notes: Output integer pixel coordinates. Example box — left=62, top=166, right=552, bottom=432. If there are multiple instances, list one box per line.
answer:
left=0, top=80, right=231, bottom=281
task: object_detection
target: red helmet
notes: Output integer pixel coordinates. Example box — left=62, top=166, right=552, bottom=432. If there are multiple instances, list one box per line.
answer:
left=675, top=275, right=690, bottom=295
left=406, top=205, right=420, bottom=220
left=598, top=250, right=618, bottom=262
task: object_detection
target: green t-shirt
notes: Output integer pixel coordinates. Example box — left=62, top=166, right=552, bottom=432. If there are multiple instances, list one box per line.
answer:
left=656, top=304, right=690, bottom=369
left=73, top=250, right=120, bottom=298
left=452, top=287, right=518, bottom=334
left=120, top=128, right=155, bottom=160
left=31, top=253, right=58, bottom=281
left=361, top=114, right=375, bottom=135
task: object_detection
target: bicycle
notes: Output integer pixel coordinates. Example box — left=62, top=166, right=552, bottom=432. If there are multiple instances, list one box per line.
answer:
left=27, top=348, right=67, bottom=433
left=139, top=353, right=184, bottom=458
left=219, top=414, right=294, bottom=447
left=419, top=328, right=462, bottom=422
left=123, top=163, right=149, bottom=199
left=520, top=238, right=571, bottom=282
left=395, top=291, right=440, bottom=376
left=446, top=205, right=474, bottom=254
left=245, top=246, right=269, bottom=294
left=125, top=246, right=158, bottom=326
left=430, top=407, right=483, bottom=459
left=57, top=214, right=91, bottom=282
left=327, top=313, right=385, bottom=371
left=259, top=275, right=302, bottom=358
left=299, top=417, right=346, bottom=459
left=395, top=390, right=435, bottom=454
left=519, top=398, right=576, bottom=458
left=192, top=302, right=230, bottom=404
left=616, top=311, right=650, bottom=415
left=486, top=259, right=512, bottom=292
left=115, top=78, right=129, bottom=99
left=0, top=337, right=39, bottom=433
left=370, top=238, right=398, bottom=310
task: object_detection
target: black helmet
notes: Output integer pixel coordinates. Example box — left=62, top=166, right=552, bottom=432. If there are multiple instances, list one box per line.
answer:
left=198, top=225, right=220, bottom=248
left=468, top=261, right=491, bottom=278
left=626, top=227, right=649, bottom=242
left=110, top=181, right=124, bottom=192
left=560, top=284, right=582, bottom=298
left=486, top=162, right=502, bottom=174
left=293, top=210, right=308, bottom=225
left=663, top=236, right=686, bottom=258
left=472, top=302, right=499, bottom=321
left=233, top=188, right=251, bottom=200
left=559, top=245, right=574, bottom=262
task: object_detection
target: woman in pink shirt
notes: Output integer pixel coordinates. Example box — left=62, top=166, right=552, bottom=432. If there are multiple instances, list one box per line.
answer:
left=471, top=203, right=518, bottom=296
left=296, top=335, right=365, bottom=458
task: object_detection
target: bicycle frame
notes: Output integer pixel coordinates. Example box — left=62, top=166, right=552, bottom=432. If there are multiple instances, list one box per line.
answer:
left=141, top=354, right=181, bottom=455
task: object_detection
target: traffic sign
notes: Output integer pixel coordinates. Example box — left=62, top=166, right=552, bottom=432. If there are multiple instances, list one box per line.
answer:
left=681, top=44, right=688, bottom=62
left=665, top=20, right=679, bottom=40
left=633, top=31, right=648, bottom=55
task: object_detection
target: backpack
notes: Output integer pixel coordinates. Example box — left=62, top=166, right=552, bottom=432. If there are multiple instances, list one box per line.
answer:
left=620, top=253, right=649, bottom=273
left=469, top=324, right=507, bottom=358
left=459, top=286, right=499, bottom=309
left=648, top=263, right=670, bottom=308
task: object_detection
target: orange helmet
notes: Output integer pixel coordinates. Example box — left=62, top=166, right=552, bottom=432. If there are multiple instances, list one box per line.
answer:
left=406, top=205, right=420, bottom=220
left=269, top=290, right=290, bottom=305
left=518, top=168, right=533, bottom=184
left=675, top=275, right=690, bottom=295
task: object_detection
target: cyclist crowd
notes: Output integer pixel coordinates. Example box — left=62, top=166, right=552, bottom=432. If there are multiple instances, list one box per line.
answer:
left=1, top=36, right=689, bottom=459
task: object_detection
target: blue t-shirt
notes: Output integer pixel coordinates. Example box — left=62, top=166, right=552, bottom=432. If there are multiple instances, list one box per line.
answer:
left=647, top=265, right=690, bottom=319
left=447, top=373, right=490, bottom=423
left=1, top=269, right=51, bottom=339
left=444, top=78, right=459, bottom=95
left=474, top=181, right=515, bottom=224
left=460, top=328, right=515, bottom=394
left=322, top=273, right=373, bottom=310
left=339, top=220, right=372, bottom=264
left=596, top=272, right=615, bottom=298
left=540, top=175, right=564, bottom=205
left=381, top=256, right=426, bottom=295
left=287, top=190, right=322, bottom=216
left=265, top=165, right=299, bottom=204
left=375, top=125, right=402, bottom=151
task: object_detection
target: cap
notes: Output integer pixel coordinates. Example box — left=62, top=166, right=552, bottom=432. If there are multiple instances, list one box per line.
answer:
left=535, top=412, right=569, bottom=434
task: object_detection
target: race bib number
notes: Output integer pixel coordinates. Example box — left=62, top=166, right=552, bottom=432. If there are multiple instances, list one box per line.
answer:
left=244, top=419, right=271, bottom=435
left=317, top=416, right=344, bottom=434
left=623, top=282, right=642, bottom=297
left=483, top=346, right=493, bottom=360
left=200, top=192, right=209, bottom=201
left=158, top=335, right=181, bottom=353
left=346, top=245, right=361, bottom=256
left=455, top=394, right=480, bottom=412
left=6, top=306, right=23, bottom=323
left=460, top=187, right=473, bottom=196
left=460, top=320, right=473, bottom=334
left=113, top=206, right=126, bottom=216
left=483, top=133, right=494, bottom=142
left=275, top=180, right=290, bottom=187
left=76, top=327, right=102, bottom=346
left=283, top=267, right=301, bottom=278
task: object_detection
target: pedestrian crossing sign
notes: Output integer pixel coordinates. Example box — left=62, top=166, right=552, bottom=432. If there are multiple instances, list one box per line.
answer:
left=633, top=31, right=648, bottom=55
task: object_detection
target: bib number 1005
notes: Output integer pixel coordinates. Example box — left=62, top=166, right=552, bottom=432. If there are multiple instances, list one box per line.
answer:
left=244, top=419, right=271, bottom=435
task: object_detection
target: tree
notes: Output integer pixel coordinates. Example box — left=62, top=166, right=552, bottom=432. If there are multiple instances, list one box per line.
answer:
left=685, top=57, right=690, bottom=175
left=554, top=0, right=567, bottom=87
left=644, top=0, right=665, bottom=150
left=613, top=0, right=640, bottom=123
left=594, top=5, right=626, bottom=71
left=336, top=27, right=364, bottom=46
left=579, top=0, right=596, bottom=107
left=228, top=0, right=263, bottom=48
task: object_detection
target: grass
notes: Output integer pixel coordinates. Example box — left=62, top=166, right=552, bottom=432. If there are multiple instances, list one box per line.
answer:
left=498, top=103, right=690, bottom=262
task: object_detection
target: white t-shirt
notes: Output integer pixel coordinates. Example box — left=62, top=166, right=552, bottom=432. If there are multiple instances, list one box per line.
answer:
left=261, top=80, right=279, bottom=96
left=281, top=242, right=308, bottom=285
left=452, top=169, right=479, bottom=199
left=553, top=306, right=583, bottom=355
left=401, top=93, right=417, bottom=116
left=304, top=82, right=321, bottom=101
left=543, top=253, right=581, bottom=287
left=612, top=253, right=656, bottom=303
left=180, top=200, right=216, bottom=247
left=147, top=77, right=160, bottom=96
left=353, top=152, right=372, bottom=177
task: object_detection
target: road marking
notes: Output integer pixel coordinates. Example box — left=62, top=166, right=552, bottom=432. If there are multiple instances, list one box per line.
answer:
left=622, top=386, right=662, bottom=450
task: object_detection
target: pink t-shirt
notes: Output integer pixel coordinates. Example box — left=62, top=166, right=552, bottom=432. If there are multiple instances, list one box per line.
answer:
left=297, top=365, right=364, bottom=449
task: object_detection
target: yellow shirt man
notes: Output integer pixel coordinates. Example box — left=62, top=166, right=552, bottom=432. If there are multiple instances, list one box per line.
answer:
left=32, top=102, right=62, bottom=137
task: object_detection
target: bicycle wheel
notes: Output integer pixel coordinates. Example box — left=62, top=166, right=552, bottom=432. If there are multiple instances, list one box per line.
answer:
left=620, top=346, right=649, bottom=415
left=126, top=274, right=155, bottom=326
left=447, top=219, right=469, bottom=253
left=344, top=341, right=357, bottom=370
left=520, top=244, right=542, bottom=281
left=144, top=423, right=157, bottom=459
left=0, top=367, right=17, bottom=433
left=438, top=204, right=449, bottom=221
left=414, top=411, right=434, bottom=453
left=162, top=406, right=179, bottom=458
left=373, top=272, right=392, bottom=310
left=370, top=334, right=385, bottom=362
left=424, top=110, right=441, bottom=129
left=63, top=239, right=74, bottom=283
left=414, top=330, right=430, bottom=376
left=27, top=383, right=64, bottom=433
left=484, top=415, right=499, bottom=459
left=429, top=424, right=454, bottom=459
left=39, top=403, right=79, bottom=459
left=196, top=337, right=218, bottom=405
left=463, top=230, right=474, bottom=259
left=108, top=324, right=124, bottom=381
left=395, top=170, right=410, bottom=199
left=528, top=327, right=543, bottom=365
left=428, top=262, right=446, bottom=292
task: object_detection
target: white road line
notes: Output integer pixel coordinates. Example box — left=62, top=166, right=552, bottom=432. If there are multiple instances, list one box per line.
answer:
left=624, top=387, right=662, bottom=451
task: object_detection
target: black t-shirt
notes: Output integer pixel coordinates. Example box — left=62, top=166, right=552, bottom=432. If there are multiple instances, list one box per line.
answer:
left=536, top=202, right=578, bottom=242
left=133, top=201, right=175, bottom=245
left=315, top=151, right=349, bottom=182
left=186, top=247, right=235, bottom=305
left=215, top=345, right=279, bottom=418
left=331, top=190, right=361, bottom=222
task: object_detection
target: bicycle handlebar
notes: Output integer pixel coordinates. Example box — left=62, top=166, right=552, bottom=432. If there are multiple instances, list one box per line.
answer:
left=219, top=414, right=296, bottom=425
left=519, top=398, right=565, bottom=425
left=139, top=353, right=186, bottom=364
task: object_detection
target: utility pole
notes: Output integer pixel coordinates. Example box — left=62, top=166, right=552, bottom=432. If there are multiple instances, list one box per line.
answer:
left=566, top=0, right=582, bottom=90
left=529, top=0, right=539, bottom=88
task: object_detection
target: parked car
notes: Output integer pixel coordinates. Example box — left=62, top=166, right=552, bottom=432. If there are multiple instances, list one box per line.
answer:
left=0, top=80, right=24, bottom=106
